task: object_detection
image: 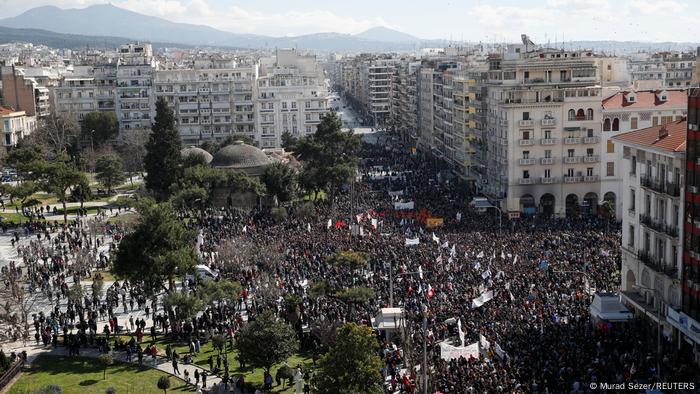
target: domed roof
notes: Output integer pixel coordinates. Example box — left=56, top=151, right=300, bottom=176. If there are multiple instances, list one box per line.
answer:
left=211, top=141, right=271, bottom=169
left=181, top=146, right=213, bottom=164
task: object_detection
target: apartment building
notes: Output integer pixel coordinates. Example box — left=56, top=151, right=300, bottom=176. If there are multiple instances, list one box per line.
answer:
left=613, top=119, right=687, bottom=355
left=0, top=65, right=51, bottom=118
left=388, top=59, right=420, bottom=144
left=154, top=57, right=259, bottom=145
left=54, top=64, right=118, bottom=122
left=454, top=68, right=488, bottom=181
left=483, top=46, right=603, bottom=217
left=341, top=55, right=397, bottom=127
left=628, top=51, right=696, bottom=89
left=0, top=107, right=36, bottom=148
left=115, top=43, right=156, bottom=130
left=254, top=49, right=329, bottom=148
left=601, top=89, right=687, bottom=215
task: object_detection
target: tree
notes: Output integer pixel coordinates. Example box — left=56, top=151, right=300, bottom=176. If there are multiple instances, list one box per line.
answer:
left=281, top=131, right=298, bottom=151
left=336, top=287, right=374, bottom=305
left=294, top=113, right=360, bottom=201
left=235, top=310, right=299, bottom=373
left=95, top=154, right=126, bottom=193
left=328, top=251, right=369, bottom=272
left=71, top=174, right=92, bottom=210
left=5, top=145, right=44, bottom=181
left=113, top=200, right=198, bottom=296
left=7, top=181, right=37, bottom=214
left=261, top=162, right=296, bottom=203
left=117, top=128, right=149, bottom=185
left=67, top=282, right=84, bottom=305
left=314, top=323, right=383, bottom=394
left=42, top=160, right=84, bottom=223
left=163, top=291, right=204, bottom=326
left=220, top=133, right=257, bottom=147
left=145, top=98, right=182, bottom=201
left=97, top=352, right=113, bottom=380
left=200, top=279, right=241, bottom=308
left=31, top=112, right=79, bottom=156
left=211, top=333, right=227, bottom=357
left=157, top=376, right=171, bottom=394
left=81, top=111, right=119, bottom=147
left=91, top=277, right=104, bottom=302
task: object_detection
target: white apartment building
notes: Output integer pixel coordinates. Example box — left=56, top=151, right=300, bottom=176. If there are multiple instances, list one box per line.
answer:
left=0, top=107, right=36, bottom=148
left=613, top=119, right=685, bottom=339
left=388, top=59, right=420, bottom=144
left=115, top=43, right=156, bottom=130
left=154, top=57, right=259, bottom=145
left=601, top=89, right=687, bottom=215
left=483, top=46, right=603, bottom=217
left=54, top=64, right=117, bottom=122
left=255, top=49, right=329, bottom=148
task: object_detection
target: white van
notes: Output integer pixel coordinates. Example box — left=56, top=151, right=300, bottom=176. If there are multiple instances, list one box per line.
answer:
left=186, top=264, right=219, bottom=283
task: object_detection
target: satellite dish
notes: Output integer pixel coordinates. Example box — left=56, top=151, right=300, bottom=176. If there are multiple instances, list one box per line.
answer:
left=521, top=34, right=535, bottom=47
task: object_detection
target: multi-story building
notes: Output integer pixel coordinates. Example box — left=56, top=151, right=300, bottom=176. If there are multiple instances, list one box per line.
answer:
left=154, top=57, right=259, bottom=145
left=0, top=107, right=36, bottom=148
left=663, top=52, right=695, bottom=88
left=601, top=89, right=687, bottom=214
left=0, top=65, right=51, bottom=118
left=483, top=46, right=602, bottom=217
left=678, top=87, right=700, bottom=353
left=255, top=49, right=329, bottom=148
left=388, top=59, right=420, bottom=144
left=115, top=43, right=156, bottom=130
left=454, top=68, right=488, bottom=181
left=341, top=55, right=397, bottom=127
left=613, top=119, right=687, bottom=357
left=54, top=64, right=118, bottom=122
left=628, top=51, right=696, bottom=89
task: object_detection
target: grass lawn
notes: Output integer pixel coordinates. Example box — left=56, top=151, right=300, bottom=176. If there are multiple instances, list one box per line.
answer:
left=0, top=212, right=45, bottom=224
left=54, top=206, right=101, bottom=216
left=299, top=190, right=327, bottom=202
left=116, top=180, right=143, bottom=191
left=117, top=335, right=312, bottom=393
left=107, top=212, right=139, bottom=225
left=86, top=270, right=118, bottom=282
left=8, top=355, right=190, bottom=394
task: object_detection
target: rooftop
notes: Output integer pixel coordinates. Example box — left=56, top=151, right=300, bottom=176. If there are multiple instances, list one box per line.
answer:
left=602, top=89, right=687, bottom=110
left=612, top=118, right=686, bottom=153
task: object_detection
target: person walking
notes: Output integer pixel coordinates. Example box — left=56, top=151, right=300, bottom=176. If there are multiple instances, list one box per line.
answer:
left=172, top=351, right=180, bottom=375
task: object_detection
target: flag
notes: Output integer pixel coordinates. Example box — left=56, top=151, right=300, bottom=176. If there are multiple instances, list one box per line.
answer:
left=500, top=251, right=505, bottom=260
left=432, top=233, right=440, bottom=244
left=481, top=269, right=491, bottom=279
left=479, top=334, right=491, bottom=350
left=405, top=237, right=420, bottom=246
left=307, top=223, right=311, bottom=233
left=360, top=227, right=365, bottom=236
left=242, top=225, right=247, bottom=233
left=457, top=319, right=465, bottom=347
left=327, top=219, right=332, bottom=229
left=371, top=218, right=378, bottom=229
left=356, top=214, right=362, bottom=223
left=441, top=241, right=449, bottom=249
left=418, top=265, right=424, bottom=280
left=509, top=291, right=515, bottom=301
left=436, top=255, right=443, bottom=264
left=427, top=285, right=435, bottom=299
left=477, top=251, right=484, bottom=259
left=474, top=262, right=481, bottom=271
left=450, top=244, right=456, bottom=257
left=513, top=255, right=518, bottom=265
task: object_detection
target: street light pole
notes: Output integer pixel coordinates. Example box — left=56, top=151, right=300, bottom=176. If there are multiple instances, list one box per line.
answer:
left=90, top=129, right=95, bottom=172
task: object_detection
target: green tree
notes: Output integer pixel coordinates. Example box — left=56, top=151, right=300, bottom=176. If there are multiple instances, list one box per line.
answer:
left=170, top=186, right=208, bottom=210
left=7, top=181, right=37, bottom=214
left=42, top=161, right=84, bottom=223
left=328, top=251, right=368, bottom=271
left=235, top=310, right=299, bottom=374
left=157, top=376, right=171, bottom=394
left=294, top=113, right=360, bottom=201
left=91, top=277, right=104, bottom=301
left=5, top=145, right=44, bottom=181
left=113, top=200, right=198, bottom=296
left=211, top=333, right=227, bottom=356
left=145, top=98, right=182, bottom=201
left=81, top=111, right=119, bottom=147
left=71, top=174, right=92, bottom=210
left=95, top=154, right=126, bottom=193
left=281, top=131, right=298, bottom=151
left=200, top=279, right=241, bottom=308
left=261, top=162, right=296, bottom=203
left=97, top=352, right=113, bottom=380
left=220, top=133, right=257, bottom=147
left=163, top=291, right=204, bottom=325
left=314, top=323, right=383, bottom=394
left=67, top=282, right=84, bottom=305
left=336, top=287, right=374, bottom=305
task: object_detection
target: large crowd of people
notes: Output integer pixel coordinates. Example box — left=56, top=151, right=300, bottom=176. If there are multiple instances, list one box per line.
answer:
left=1, top=133, right=699, bottom=393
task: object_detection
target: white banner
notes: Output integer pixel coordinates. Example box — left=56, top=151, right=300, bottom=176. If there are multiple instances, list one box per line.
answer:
left=439, top=341, right=480, bottom=361
left=479, top=334, right=491, bottom=350
left=471, top=290, right=494, bottom=308
left=494, top=342, right=507, bottom=359
left=405, top=237, right=420, bottom=246
left=394, top=201, right=415, bottom=210
left=388, top=190, right=404, bottom=197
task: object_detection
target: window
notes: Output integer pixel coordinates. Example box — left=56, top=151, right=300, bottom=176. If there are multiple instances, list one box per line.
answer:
left=567, top=149, right=575, bottom=157
left=631, top=156, right=637, bottom=175
left=587, top=148, right=594, bottom=157
left=523, top=170, right=530, bottom=179
left=612, top=118, right=619, bottom=131
left=522, top=112, right=530, bottom=120
left=652, top=116, right=658, bottom=126
left=630, top=189, right=636, bottom=210
left=523, top=131, right=530, bottom=140
left=587, top=168, right=594, bottom=176
left=544, top=169, right=551, bottom=178
left=644, top=232, right=650, bottom=253
left=645, top=194, right=651, bottom=215
left=576, top=108, right=585, bottom=120
left=567, top=168, right=574, bottom=177
left=629, top=225, right=635, bottom=247
left=603, top=118, right=611, bottom=131
left=545, top=150, right=552, bottom=158
left=305, top=101, right=311, bottom=109
left=587, top=129, right=594, bottom=137
left=544, top=130, right=551, bottom=139
left=631, top=117, right=638, bottom=129
left=523, top=151, right=530, bottom=159
left=586, top=108, right=594, bottom=120
left=607, top=162, right=615, bottom=176
left=607, top=140, right=615, bottom=153
left=568, top=109, right=575, bottom=120
left=524, top=71, right=529, bottom=79
left=282, top=102, right=287, bottom=109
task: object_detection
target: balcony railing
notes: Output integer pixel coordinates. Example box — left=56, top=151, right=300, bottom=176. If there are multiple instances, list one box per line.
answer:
left=583, top=136, right=600, bottom=144
left=637, top=249, right=678, bottom=278
left=540, top=158, right=555, bottom=165
left=564, top=156, right=582, bottom=164
left=540, top=138, right=558, bottom=145
left=519, top=158, right=537, bottom=165
left=639, top=214, right=679, bottom=238
left=518, top=119, right=534, bottom=127
left=563, top=176, right=581, bottom=183
left=519, top=139, right=536, bottom=146
left=541, top=118, right=556, bottom=127
left=519, top=178, right=535, bottom=185
left=640, top=176, right=681, bottom=197
left=584, top=155, right=600, bottom=163
left=540, top=177, right=558, bottom=184
left=564, top=137, right=582, bottom=144
left=584, top=175, right=599, bottom=182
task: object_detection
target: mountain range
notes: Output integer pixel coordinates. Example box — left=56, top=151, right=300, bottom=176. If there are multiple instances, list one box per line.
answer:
left=0, top=4, right=430, bottom=52
left=0, top=4, right=697, bottom=53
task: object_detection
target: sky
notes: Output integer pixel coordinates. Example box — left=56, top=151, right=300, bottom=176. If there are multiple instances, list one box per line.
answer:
left=1, top=0, right=699, bottom=42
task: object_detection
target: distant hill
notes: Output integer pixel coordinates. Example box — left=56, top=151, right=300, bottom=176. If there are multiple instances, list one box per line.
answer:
left=354, top=27, right=418, bottom=43
left=0, top=25, right=201, bottom=50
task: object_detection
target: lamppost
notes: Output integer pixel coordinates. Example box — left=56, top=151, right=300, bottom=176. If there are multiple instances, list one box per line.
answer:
left=634, top=284, right=663, bottom=380
left=90, top=129, right=95, bottom=172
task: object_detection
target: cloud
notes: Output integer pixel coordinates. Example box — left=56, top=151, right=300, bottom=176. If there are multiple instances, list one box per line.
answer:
left=626, top=0, right=686, bottom=14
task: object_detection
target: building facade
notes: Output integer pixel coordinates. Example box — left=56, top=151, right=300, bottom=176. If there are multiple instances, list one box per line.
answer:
left=0, top=65, right=51, bottom=118
left=0, top=107, right=36, bottom=148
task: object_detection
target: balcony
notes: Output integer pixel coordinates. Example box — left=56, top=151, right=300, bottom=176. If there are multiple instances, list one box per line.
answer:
left=519, top=158, right=537, bottom=165
left=583, top=155, right=600, bottom=163
left=563, top=176, right=581, bottom=183
left=540, top=158, right=555, bottom=165
left=541, top=118, right=556, bottom=127
left=540, top=177, right=558, bottom=184
left=564, top=137, right=582, bottom=144
left=540, top=138, right=558, bottom=145
left=639, top=214, right=679, bottom=238
left=637, top=249, right=678, bottom=278
left=584, top=175, right=599, bottom=182
left=518, top=119, right=534, bottom=127
left=519, top=178, right=535, bottom=185
left=519, top=139, right=536, bottom=146
left=583, top=136, right=600, bottom=144
left=640, top=176, right=681, bottom=198
left=564, top=156, right=582, bottom=164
